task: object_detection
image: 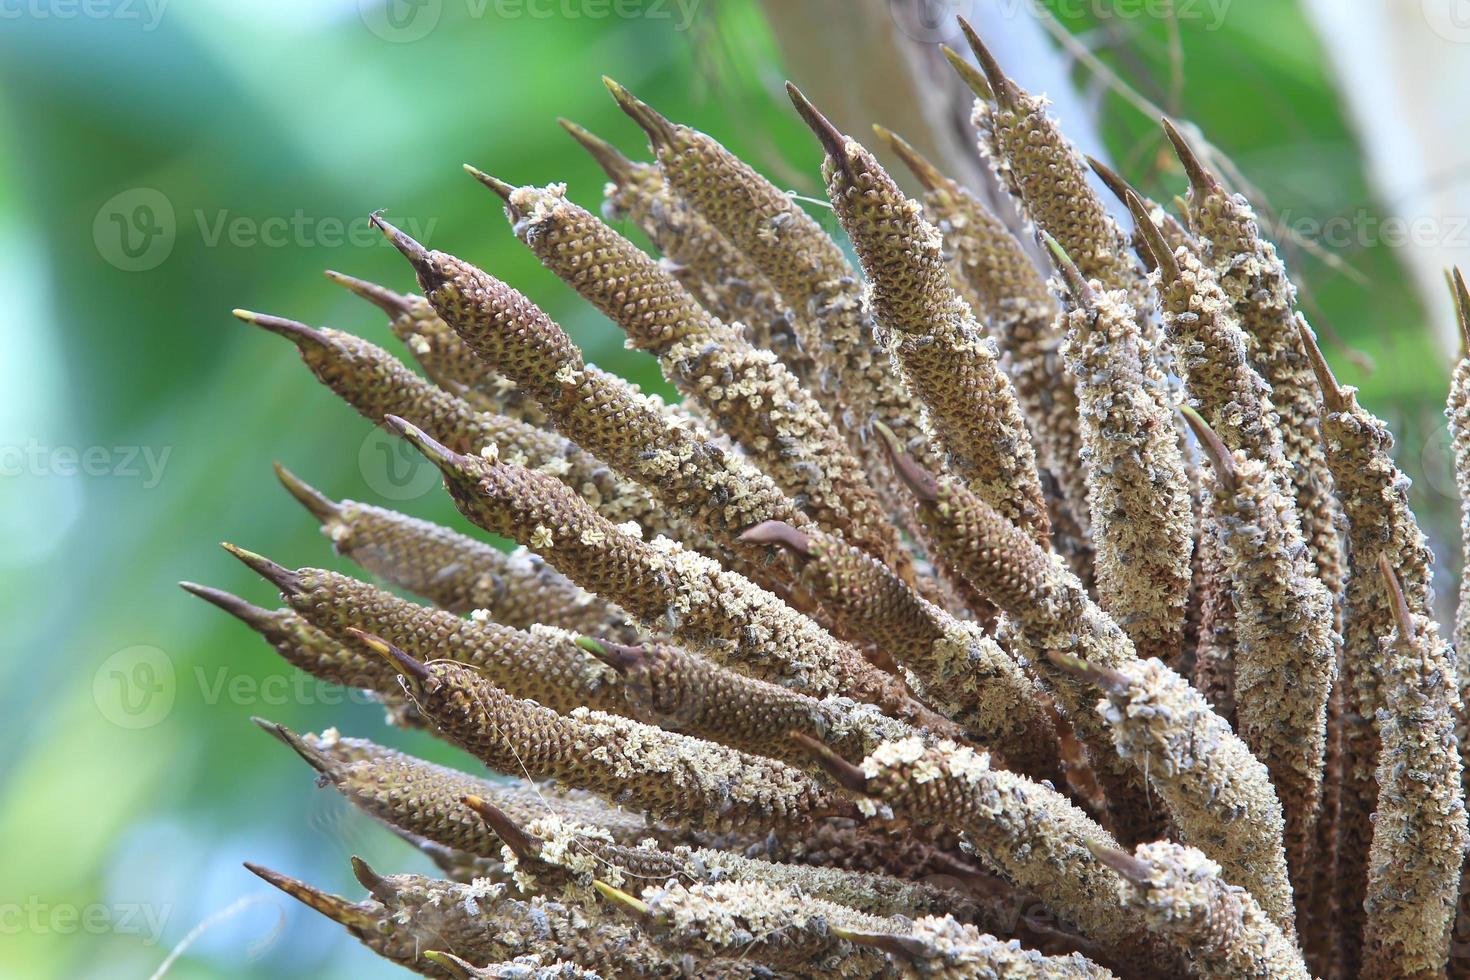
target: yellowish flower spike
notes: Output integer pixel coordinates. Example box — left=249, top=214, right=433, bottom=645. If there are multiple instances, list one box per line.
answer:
left=378, top=643, right=849, bottom=834
left=1361, top=558, right=1468, bottom=978
left=1094, top=840, right=1310, bottom=979
left=603, top=77, right=944, bottom=525
left=1050, top=654, right=1294, bottom=937
left=231, top=308, right=664, bottom=534
left=871, top=423, right=1166, bottom=843
left=1182, top=408, right=1336, bottom=906
left=874, top=120, right=1090, bottom=554
left=788, top=87, right=1051, bottom=546
left=739, top=520, right=1065, bottom=787
left=1049, top=243, right=1194, bottom=671
left=324, top=269, right=549, bottom=428
left=802, top=736, right=1181, bottom=974
left=1163, top=120, right=1345, bottom=614
left=573, top=635, right=912, bottom=768
left=478, top=177, right=912, bottom=579
left=273, top=464, right=637, bottom=642
left=1300, top=322, right=1452, bottom=974
left=557, top=118, right=816, bottom=391
left=388, top=415, right=962, bottom=738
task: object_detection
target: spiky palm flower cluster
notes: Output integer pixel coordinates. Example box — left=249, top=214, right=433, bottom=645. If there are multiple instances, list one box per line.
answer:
left=188, top=19, right=1470, bottom=979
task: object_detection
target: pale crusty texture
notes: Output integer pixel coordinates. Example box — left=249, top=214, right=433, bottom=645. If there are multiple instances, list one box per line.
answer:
left=1361, top=596, right=1468, bottom=978
left=402, top=659, right=846, bottom=833
left=817, top=130, right=1049, bottom=547
left=1059, top=284, right=1193, bottom=670
left=851, top=737, right=1178, bottom=973
left=877, top=915, right=1116, bottom=979
left=786, top=525, right=1064, bottom=786
left=419, top=445, right=960, bottom=737
left=1090, top=658, right=1294, bottom=936
left=1452, top=355, right=1470, bottom=697
left=506, top=183, right=912, bottom=580
left=1113, top=841, right=1310, bottom=979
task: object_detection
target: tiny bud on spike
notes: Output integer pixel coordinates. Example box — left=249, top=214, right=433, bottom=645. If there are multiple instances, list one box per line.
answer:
left=785, top=82, right=855, bottom=179
left=243, top=863, right=379, bottom=930
left=574, top=635, right=645, bottom=673
left=323, top=270, right=417, bottom=320
left=369, top=212, right=439, bottom=283
left=829, top=926, right=931, bottom=960
left=349, top=855, right=397, bottom=903
left=1160, top=117, right=1222, bottom=199
left=1085, top=841, right=1157, bottom=886
left=233, top=310, right=330, bottom=351
left=592, top=879, right=651, bottom=918
left=1179, top=406, right=1238, bottom=495
left=940, top=43, right=994, bottom=102
left=251, top=716, right=335, bottom=776
left=463, top=164, right=516, bottom=202
left=558, top=118, right=639, bottom=184
left=602, top=76, right=677, bottom=147
left=872, top=421, right=939, bottom=503
left=1295, top=320, right=1347, bottom=413
left=220, top=543, right=303, bottom=596
left=957, top=16, right=1020, bottom=108
left=1123, top=189, right=1179, bottom=283
left=870, top=124, right=945, bottom=192
left=1042, top=233, right=1095, bottom=308
left=272, top=463, right=341, bottom=523
left=461, top=794, right=543, bottom=860
left=790, top=731, right=870, bottom=793
left=1044, top=651, right=1132, bottom=696
left=178, top=581, right=276, bottom=631
left=737, top=520, right=814, bottom=559
left=347, top=627, right=432, bottom=684
left=420, top=951, right=476, bottom=979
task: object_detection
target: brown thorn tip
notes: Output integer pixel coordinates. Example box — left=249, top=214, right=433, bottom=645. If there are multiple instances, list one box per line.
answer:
left=1042, top=233, right=1094, bottom=307
left=350, top=856, right=397, bottom=903
left=831, top=926, right=930, bottom=959
left=873, top=421, right=939, bottom=503
left=346, top=628, right=433, bottom=684
left=1085, top=155, right=1132, bottom=207
left=940, top=43, right=994, bottom=102
left=463, top=164, right=516, bottom=202
left=461, top=795, right=543, bottom=859
left=593, top=879, right=651, bottom=918
left=251, top=717, right=336, bottom=776
left=1123, top=189, right=1178, bottom=283
left=872, top=124, right=944, bottom=192
left=244, top=863, right=375, bottom=929
left=785, top=82, right=850, bottom=170
left=322, top=270, right=417, bottom=320
left=1295, top=321, right=1346, bottom=413
left=957, top=17, right=1019, bottom=108
left=1045, top=651, right=1132, bottom=696
left=1086, top=841, right=1156, bottom=885
left=575, top=635, right=645, bottom=673
left=1377, top=554, right=1415, bottom=641
left=559, top=118, right=638, bottom=184
left=179, top=581, right=273, bottom=628
left=1452, top=267, right=1470, bottom=355
left=737, top=520, right=814, bottom=559
left=790, top=732, right=871, bottom=793
left=232, top=309, right=328, bottom=348
left=421, top=952, right=474, bottom=978
left=602, top=76, right=676, bottom=147
left=1178, top=406, right=1237, bottom=495
left=273, top=463, right=340, bottom=523
left=382, top=415, right=461, bottom=470
left=220, top=543, right=302, bottom=595
left=369, top=211, right=437, bottom=281
left=1161, top=118, right=1220, bottom=198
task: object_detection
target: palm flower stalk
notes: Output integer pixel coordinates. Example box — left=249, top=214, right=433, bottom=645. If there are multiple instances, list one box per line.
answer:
left=202, top=24, right=1469, bottom=977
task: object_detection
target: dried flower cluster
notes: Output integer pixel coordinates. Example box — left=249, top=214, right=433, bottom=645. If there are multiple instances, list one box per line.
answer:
left=190, top=19, right=1470, bottom=978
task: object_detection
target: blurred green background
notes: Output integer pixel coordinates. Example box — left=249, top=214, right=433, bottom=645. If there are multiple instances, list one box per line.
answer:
left=0, top=0, right=1454, bottom=976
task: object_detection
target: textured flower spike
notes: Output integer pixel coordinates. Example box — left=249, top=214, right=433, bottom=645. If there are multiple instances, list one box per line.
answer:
left=873, top=422, right=1168, bottom=843
left=1050, top=652, right=1294, bottom=936
left=741, top=520, right=1064, bottom=786
left=1085, top=157, right=1195, bottom=273
left=804, top=736, right=1180, bottom=973
left=482, top=179, right=913, bottom=579
left=1447, top=268, right=1470, bottom=687
left=834, top=916, right=1117, bottom=979
left=388, top=416, right=961, bottom=737
left=873, top=123, right=1091, bottom=556
left=1048, top=240, right=1195, bottom=672
left=1161, top=119, right=1346, bottom=617
left=377, top=644, right=849, bottom=833
left=789, top=86, right=1050, bottom=546
left=1361, top=558, right=1467, bottom=977
left=604, top=77, right=942, bottom=526
left=232, top=308, right=660, bottom=533
left=598, top=878, right=896, bottom=975
left=325, top=269, right=549, bottom=427
left=273, top=464, right=637, bottom=641
left=1095, top=840, right=1310, bottom=979
left=422, top=951, right=601, bottom=980
left=1299, top=321, right=1447, bottom=973
left=558, top=119, right=813, bottom=386
left=572, top=635, right=912, bottom=767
